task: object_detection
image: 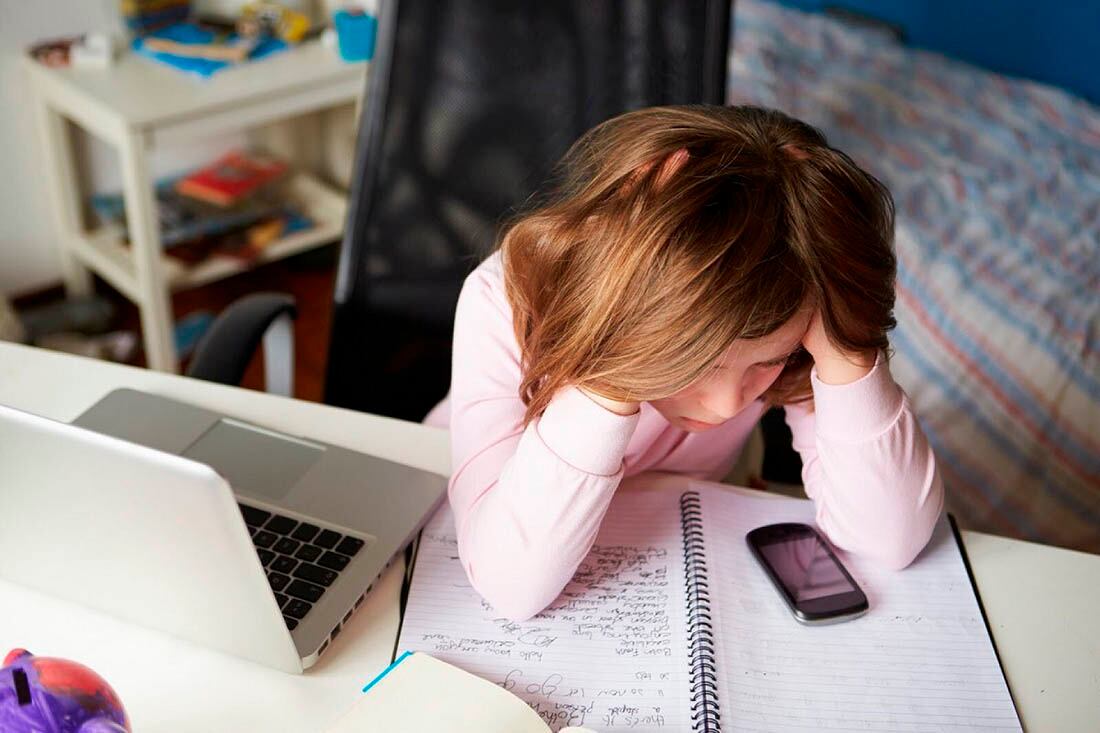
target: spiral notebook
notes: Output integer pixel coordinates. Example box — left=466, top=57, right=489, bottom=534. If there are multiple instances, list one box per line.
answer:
left=395, top=474, right=1021, bottom=732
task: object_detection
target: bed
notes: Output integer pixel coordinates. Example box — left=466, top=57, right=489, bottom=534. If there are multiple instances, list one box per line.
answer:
left=727, top=0, right=1100, bottom=553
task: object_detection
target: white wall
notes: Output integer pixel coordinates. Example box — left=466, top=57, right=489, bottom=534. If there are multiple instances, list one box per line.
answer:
left=0, top=1, right=247, bottom=297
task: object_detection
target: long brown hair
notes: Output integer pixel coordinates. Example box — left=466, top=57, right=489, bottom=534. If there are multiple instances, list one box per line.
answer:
left=501, top=105, right=896, bottom=425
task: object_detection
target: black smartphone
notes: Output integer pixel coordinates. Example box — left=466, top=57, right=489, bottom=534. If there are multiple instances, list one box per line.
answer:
left=746, top=522, right=868, bottom=624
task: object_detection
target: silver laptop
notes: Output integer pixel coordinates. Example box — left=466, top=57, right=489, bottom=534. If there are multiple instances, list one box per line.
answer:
left=0, top=389, right=447, bottom=673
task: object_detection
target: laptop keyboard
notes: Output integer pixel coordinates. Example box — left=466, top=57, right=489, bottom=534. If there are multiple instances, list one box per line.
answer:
left=238, top=503, right=364, bottom=631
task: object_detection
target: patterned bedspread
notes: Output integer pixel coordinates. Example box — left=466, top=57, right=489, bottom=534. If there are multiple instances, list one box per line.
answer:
left=728, top=0, right=1100, bottom=553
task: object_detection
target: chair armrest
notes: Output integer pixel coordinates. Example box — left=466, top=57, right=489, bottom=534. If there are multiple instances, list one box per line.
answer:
left=186, top=293, right=297, bottom=396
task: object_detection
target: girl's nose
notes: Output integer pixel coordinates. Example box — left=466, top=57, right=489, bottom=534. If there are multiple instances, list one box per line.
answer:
left=700, top=380, right=744, bottom=421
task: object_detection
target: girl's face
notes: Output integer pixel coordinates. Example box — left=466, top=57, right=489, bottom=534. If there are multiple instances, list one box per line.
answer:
left=650, top=307, right=813, bottom=431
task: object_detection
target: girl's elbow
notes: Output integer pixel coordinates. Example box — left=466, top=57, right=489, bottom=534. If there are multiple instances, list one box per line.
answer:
left=830, top=504, right=940, bottom=571
left=460, top=547, right=566, bottom=622
left=876, top=461, right=946, bottom=569
left=875, top=501, right=943, bottom=570
left=483, top=590, right=550, bottom=623
left=875, top=533, right=928, bottom=570
left=470, top=570, right=559, bottom=622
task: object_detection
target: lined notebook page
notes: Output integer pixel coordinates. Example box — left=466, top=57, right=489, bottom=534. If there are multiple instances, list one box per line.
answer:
left=397, top=488, right=691, bottom=732
left=697, top=483, right=1022, bottom=732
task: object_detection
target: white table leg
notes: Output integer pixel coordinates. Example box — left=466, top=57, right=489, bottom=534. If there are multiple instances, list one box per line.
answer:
left=33, top=98, right=93, bottom=297
left=119, top=130, right=178, bottom=372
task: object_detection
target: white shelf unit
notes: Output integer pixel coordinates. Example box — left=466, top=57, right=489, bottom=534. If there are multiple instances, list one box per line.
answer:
left=27, top=41, right=367, bottom=372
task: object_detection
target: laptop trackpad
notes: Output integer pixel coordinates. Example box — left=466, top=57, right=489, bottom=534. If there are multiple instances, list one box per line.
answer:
left=183, top=419, right=323, bottom=501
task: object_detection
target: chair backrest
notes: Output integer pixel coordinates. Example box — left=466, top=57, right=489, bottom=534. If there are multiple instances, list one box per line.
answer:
left=326, top=0, right=731, bottom=420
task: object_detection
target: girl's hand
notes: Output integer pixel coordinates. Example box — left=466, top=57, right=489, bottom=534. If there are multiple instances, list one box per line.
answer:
left=578, top=387, right=641, bottom=416
left=801, top=310, right=877, bottom=385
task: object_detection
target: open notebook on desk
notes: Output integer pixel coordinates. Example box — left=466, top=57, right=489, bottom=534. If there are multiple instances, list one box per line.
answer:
left=395, top=475, right=1021, bottom=732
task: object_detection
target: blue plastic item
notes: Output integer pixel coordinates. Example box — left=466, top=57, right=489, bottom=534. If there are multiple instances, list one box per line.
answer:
left=175, top=310, right=215, bottom=360
left=132, top=22, right=288, bottom=79
left=333, top=10, right=376, bottom=62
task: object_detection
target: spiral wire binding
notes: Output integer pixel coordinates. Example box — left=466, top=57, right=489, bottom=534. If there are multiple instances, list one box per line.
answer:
left=681, top=491, right=720, bottom=731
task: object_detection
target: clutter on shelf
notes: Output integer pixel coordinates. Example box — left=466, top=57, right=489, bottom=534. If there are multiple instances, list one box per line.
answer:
left=124, top=1, right=317, bottom=77
left=18, top=296, right=115, bottom=341
left=28, top=33, right=121, bottom=70
left=90, top=150, right=314, bottom=268
left=27, top=36, right=79, bottom=68
left=35, top=330, right=140, bottom=363
left=10, top=295, right=141, bottom=364
left=131, top=22, right=289, bottom=77
left=238, top=2, right=312, bottom=43
left=28, top=1, right=372, bottom=75
left=333, top=7, right=376, bottom=62
left=72, top=33, right=121, bottom=68
left=121, top=0, right=193, bottom=35
left=7, top=292, right=212, bottom=365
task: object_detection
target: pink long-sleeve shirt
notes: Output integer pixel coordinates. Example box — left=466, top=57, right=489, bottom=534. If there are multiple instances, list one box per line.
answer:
left=424, top=253, right=944, bottom=621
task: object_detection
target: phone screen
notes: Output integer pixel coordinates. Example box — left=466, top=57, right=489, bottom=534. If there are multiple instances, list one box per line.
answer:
left=756, top=533, right=857, bottom=601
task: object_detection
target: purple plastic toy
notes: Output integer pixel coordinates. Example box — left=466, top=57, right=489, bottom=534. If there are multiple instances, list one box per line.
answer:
left=1, top=649, right=129, bottom=733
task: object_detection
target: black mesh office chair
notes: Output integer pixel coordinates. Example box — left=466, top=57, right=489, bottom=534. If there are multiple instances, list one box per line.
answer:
left=190, top=0, right=731, bottom=422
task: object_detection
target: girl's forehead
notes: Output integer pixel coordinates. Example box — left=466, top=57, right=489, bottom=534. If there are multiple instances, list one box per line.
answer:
left=721, top=308, right=812, bottom=364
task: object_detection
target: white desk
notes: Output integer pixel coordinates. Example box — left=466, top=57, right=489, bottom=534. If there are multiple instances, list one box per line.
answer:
left=25, top=42, right=367, bottom=372
left=0, top=342, right=1096, bottom=731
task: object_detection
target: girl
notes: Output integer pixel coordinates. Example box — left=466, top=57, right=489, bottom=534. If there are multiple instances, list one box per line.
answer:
left=424, top=105, right=944, bottom=622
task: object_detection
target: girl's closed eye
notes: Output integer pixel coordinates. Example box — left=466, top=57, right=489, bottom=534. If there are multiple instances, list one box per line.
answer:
left=709, top=348, right=798, bottom=375
left=756, top=351, right=797, bottom=369
left=757, top=357, right=787, bottom=368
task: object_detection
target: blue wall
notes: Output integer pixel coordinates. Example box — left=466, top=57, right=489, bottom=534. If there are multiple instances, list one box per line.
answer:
left=773, top=0, right=1100, bottom=105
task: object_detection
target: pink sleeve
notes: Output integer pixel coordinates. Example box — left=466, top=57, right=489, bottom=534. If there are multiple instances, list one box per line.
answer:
left=784, top=354, right=945, bottom=569
left=447, top=266, right=639, bottom=620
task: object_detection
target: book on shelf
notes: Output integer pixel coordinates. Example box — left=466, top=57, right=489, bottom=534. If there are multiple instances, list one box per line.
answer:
left=90, top=174, right=312, bottom=267
left=175, top=150, right=289, bottom=207
left=91, top=180, right=279, bottom=248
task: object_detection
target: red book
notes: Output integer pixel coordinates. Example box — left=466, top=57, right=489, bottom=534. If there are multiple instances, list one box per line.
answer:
left=176, top=151, right=288, bottom=207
